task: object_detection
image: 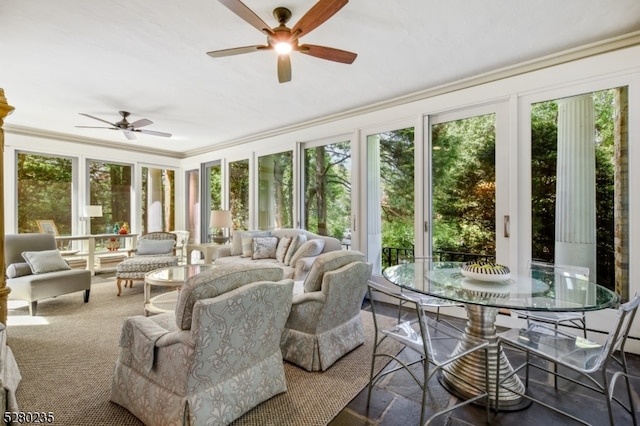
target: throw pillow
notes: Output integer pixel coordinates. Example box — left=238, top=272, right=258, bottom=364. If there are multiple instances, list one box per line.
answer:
left=22, top=250, right=71, bottom=274
left=252, top=237, right=278, bottom=260
left=231, top=231, right=271, bottom=256
left=284, top=233, right=307, bottom=266
left=241, top=237, right=254, bottom=257
left=6, top=262, right=33, bottom=278
left=275, top=236, right=292, bottom=263
left=289, top=239, right=325, bottom=267
left=136, top=239, right=175, bottom=255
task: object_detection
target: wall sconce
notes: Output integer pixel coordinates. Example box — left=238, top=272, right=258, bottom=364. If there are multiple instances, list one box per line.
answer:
left=210, top=210, right=232, bottom=244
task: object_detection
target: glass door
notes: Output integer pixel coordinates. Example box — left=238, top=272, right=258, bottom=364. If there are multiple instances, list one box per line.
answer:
left=427, top=103, right=510, bottom=265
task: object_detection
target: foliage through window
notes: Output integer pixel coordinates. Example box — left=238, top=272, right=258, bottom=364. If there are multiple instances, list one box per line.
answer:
left=304, top=141, right=351, bottom=240
left=229, top=159, right=249, bottom=231
left=258, top=151, right=293, bottom=230
left=141, top=167, right=175, bottom=234
left=17, top=152, right=73, bottom=235
left=89, top=160, right=132, bottom=234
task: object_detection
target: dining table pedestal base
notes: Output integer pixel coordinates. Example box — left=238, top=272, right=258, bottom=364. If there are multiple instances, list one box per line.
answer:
left=440, top=304, right=531, bottom=411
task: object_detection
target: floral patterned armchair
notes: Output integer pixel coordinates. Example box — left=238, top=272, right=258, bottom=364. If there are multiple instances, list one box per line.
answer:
left=280, top=250, right=372, bottom=371
left=111, top=263, right=293, bottom=425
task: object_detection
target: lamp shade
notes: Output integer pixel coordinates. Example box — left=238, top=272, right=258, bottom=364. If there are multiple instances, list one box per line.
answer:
left=83, top=205, right=103, bottom=218
left=210, top=210, right=232, bottom=228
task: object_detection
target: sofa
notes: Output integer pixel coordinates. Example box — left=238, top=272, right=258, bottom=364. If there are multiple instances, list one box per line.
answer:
left=212, top=228, right=342, bottom=280
left=4, top=233, right=92, bottom=316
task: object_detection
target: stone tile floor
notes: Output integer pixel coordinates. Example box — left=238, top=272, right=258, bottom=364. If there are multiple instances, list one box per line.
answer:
left=329, top=303, right=640, bottom=426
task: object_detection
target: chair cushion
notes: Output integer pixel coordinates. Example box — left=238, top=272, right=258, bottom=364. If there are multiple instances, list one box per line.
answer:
left=116, top=256, right=179, bottom=280
left=136, top=239, right=175, bottom=255
left=22, top=250, right=71, bottom=274
left=6, top=262, right=32, bottom=278
left=303, top=250, right=365, bottom=293
left=290, top=239, right=325, bottom=268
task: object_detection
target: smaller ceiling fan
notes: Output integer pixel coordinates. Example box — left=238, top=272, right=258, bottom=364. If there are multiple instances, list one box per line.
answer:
left=207, top=0, right=357, bottom=83
left=76, top=111, right=172, bottom=140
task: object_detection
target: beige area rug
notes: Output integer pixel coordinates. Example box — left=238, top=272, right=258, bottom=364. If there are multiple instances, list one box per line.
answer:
left=6, top=276, right=399, bottom=426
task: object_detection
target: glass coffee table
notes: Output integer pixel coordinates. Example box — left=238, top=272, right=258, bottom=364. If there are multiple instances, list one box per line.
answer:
left=144, top=264, right=213, bottom=315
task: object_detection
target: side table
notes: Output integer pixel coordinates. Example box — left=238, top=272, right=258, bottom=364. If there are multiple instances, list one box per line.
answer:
left=144, top=264, right=213, bottom=315
left=186, top=243, right=226, bottom=264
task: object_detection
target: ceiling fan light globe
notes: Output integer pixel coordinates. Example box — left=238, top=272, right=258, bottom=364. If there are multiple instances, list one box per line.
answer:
left=274, top=42, right=292, bottom=55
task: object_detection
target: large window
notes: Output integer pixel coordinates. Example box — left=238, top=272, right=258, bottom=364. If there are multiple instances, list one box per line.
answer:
left=141, top=166, right=175, bottom=234
left=17, top=152, right=73, bottom=235
left=431, top=113, right=497, bottom=260
left=258, top=151, right=293, bottom=230
left=303, top=141, right=351, bottom=241
left=229, top=159, right=249, bottom=231
left=530, top=87, right=628, bottom=296
left=366, top=128, right=415, bottom=272
left=88, top=160, right=132, bottom=234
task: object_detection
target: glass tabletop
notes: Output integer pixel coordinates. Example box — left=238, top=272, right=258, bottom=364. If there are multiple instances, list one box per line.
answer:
left=383, top=260, right=619, bottom=311
left=146, top=264, right=213, bottom=284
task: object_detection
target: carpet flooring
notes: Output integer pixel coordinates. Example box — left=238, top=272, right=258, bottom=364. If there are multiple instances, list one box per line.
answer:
left=6, top=276, right=397, bottom=425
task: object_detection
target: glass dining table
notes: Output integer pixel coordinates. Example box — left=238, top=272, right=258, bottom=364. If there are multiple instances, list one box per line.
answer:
left=382, top=260, right=620, bottom=410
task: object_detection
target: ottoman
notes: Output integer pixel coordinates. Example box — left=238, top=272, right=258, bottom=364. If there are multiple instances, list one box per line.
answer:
left=115, top=256, right=179, bottom=296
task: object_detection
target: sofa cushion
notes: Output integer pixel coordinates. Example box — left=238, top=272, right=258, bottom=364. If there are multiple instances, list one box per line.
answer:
left=290, top=239, right=325, bottom=268
left=276, top=237, right=292, bottom=263
left=136, top=239, right=175, bottom=255
left=241, top=237, right=254, bottom=258
left=252, top=237, right=278, bottom=260
left=6, top=262, right=32, bottom=278
left=303, top=250, right=366, bottom=293
left=231, top=231, right=271, bottom=256
left=284, top=234, right=307, bottom=266
left=22, top=249, right=71, bottom=274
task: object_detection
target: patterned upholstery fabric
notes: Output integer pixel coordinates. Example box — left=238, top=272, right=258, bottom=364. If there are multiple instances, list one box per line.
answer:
left=111, top=264, right=294, bottom=426
left=280, top=250, right=373, bottom=371
left=115, top=232, right=179, bottom=296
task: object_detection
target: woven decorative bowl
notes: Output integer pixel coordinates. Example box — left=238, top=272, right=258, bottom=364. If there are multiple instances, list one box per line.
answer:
left=461, top=261, right=511, bottom=282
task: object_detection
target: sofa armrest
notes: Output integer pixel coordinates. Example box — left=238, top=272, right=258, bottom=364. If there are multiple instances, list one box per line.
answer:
left=213, top=245, right=232, bottom=260
left=293, top=256, right=316, bottom=280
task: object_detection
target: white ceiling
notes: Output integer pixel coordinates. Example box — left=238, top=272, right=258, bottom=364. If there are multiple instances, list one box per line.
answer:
left=2, top=0, right=640, bottom=157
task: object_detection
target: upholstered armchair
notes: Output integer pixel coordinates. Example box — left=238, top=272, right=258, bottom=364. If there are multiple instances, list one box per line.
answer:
left=280, top=250, right=373, bottom=371
left=4, top=233, right=91, bottom=315
left=115, top=232, right=179, bottom=295
left=111, top=263, right=294, bottom=426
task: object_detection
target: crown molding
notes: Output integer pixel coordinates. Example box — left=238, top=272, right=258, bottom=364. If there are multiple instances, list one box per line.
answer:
left=4, top=124, right=185, bottom=159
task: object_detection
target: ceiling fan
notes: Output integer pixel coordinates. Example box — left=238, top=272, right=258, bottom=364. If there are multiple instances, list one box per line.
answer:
left=76, top=111, right=172, bottom=140
left=207, top=0, right=357, bottom=83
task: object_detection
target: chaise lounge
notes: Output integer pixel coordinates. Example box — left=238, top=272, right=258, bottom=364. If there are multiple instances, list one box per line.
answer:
left=4, top=233, right=91, bottom=316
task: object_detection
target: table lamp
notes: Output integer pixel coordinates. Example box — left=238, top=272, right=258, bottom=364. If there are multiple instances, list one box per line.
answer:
left=210, top=210, right=232, bottom=244
left=82, top=205, right=103, bottom=235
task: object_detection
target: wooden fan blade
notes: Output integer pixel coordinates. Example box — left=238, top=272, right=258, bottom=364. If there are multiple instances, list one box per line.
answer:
left=78, top=113, right=116, bottom=127
left=207, top=45, right=268, bottom=57
left=130, top=118, right=152, bottom=128
left=218, top=0, right=275, bottom=36
left=278, top=55, right=291, bottom=83
left=291, top=0, right=348, bottom=38
left=137, top=129, right=172, bottom=138
left=299, top=44, right=357, bottom=64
